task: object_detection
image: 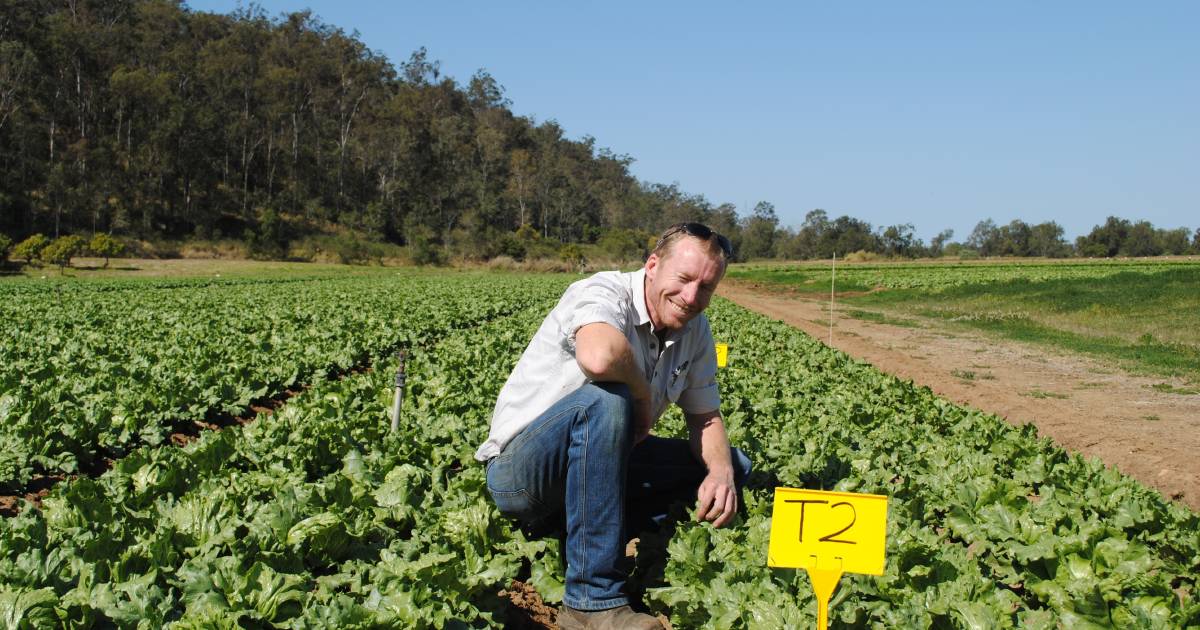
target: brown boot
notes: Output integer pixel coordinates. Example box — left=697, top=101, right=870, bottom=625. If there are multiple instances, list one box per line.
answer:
left=556, top=604, right=664, bottom=630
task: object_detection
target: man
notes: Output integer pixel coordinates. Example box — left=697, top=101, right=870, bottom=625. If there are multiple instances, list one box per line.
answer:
left=475, top=223, right=752, bottom=630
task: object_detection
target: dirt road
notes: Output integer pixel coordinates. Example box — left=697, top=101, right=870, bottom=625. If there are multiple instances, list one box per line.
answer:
left=719, top=282, right=1200, bottom=511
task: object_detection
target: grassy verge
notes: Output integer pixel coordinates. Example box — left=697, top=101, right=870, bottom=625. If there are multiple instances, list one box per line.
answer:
left=725, top=267, right=876, bottom=293
left=916, top=310, right=1200, bottom=381
left=848, top=266, right=1200, bottom=383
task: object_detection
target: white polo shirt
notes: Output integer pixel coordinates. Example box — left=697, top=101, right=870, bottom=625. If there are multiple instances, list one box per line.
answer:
left=475, top=268, right=722, bottom=462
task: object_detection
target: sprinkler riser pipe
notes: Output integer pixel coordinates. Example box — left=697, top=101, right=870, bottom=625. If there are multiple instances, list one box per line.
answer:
left=390, top=349, right=408, bottom=432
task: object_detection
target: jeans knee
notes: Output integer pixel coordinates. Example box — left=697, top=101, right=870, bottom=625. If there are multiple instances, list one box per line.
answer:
left=580, top=382, right=634, bottom=442
left=486, top=456, right=549, bottom=523
left=731, top=447, right=753, bottom=490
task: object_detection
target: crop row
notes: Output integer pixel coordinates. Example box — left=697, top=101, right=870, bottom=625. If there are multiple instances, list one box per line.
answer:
left=0, top=280, right=567, bottom=627
left=0, top=272, right=559, bottom=491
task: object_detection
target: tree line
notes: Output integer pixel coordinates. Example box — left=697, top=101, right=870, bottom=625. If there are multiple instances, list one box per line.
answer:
left=1, top=1, right=1195, bottom=266
left=1, top=0, right=741, bottom=263
left=744, top=207, right=1199, bottom=261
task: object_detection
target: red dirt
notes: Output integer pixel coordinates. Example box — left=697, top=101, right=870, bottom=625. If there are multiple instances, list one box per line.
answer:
left=501, top=580, right=559, bottom=629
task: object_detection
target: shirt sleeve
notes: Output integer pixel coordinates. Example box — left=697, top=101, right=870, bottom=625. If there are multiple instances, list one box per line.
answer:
left=676, top=317, right=721, bottom=414
left=562, top=276, right=629, bottom=353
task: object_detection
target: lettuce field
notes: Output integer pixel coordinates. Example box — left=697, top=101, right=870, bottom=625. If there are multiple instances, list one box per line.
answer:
left=1, top=270, right=1197, bottom=628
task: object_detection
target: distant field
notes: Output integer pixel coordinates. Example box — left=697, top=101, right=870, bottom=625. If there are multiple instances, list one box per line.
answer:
left=728, top=257, right=1199, bottom=292
left=728, top=258, right=1200, bottom=382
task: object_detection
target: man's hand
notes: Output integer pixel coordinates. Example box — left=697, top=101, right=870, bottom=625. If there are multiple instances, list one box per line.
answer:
left=695, top=467, right=738, bottom=527
left=686, top=410, right=738, bottom=527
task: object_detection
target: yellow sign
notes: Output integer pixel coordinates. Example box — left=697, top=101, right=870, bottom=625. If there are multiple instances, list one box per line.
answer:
left=767, top=488, right=889, bottom=630
left=767, top=488, right=887, bottom=573
left=715, top=342, right=729, bottom=367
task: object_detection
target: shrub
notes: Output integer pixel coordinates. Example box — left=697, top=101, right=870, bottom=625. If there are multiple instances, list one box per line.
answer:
left=843, top=249, right=880, bottom=263
left=514, top=224, right=539, bottom=242
left=329, top=234, right=374, bottom=265
left=87, top=233, right=126, bottom=268
left=559, top=243, right=585, bottom=268
left=242, top=208, right=291, bottom=260
left=405, top=223, right=445, bottom=266
left=12, top=234, right=50, bottom=264
left=445, top=227, right=508, bottom=261
left=410, top=237, right=445, bottom=266
left=0, top=233, right=11, bottom=262
left=498, top=234, right=526, bottom=261
left=598, top=228, right=652, bottom=261
left=485, top=255, right=518, bottom=270
left=524, top=238, right=561, bottom=261
left=41, top=235, right=86, bottom=269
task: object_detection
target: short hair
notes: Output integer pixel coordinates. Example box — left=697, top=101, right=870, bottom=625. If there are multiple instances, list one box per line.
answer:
left=652, top=222, right=733, bottom=262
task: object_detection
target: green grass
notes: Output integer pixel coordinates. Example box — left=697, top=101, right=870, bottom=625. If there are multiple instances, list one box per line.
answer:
left=855, top=266, right=1200, bottom=343
left=926, top=310, right=1200, bottom=382
left=844, top=309, right=922, bottom=328
left=951, top=368, right=996, bottom=381
left=725, top=267, right=876, bottom=293
left=951, top=369, right=977, bottom=381
left=1150, top=382, right=1200, bottom=395
left=847, top=265, right=1200, bottom=382
left=1025, top=389, right=1070, bottom=400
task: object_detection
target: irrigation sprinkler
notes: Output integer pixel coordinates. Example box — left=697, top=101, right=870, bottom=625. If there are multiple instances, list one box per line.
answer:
left=390, top=348, right=408, bottom=432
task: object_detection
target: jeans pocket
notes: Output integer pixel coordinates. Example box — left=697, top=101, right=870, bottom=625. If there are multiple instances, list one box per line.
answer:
left=486, top=456, right=545, bottom=522
left=489, top=488, right=544, bottom=522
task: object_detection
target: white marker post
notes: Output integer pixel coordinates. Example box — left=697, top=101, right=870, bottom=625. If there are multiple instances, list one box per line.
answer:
left=829, top=253, right=836, bottom=345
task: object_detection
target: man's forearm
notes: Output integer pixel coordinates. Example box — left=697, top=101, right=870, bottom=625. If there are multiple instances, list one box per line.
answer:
left=686, top=411, right=734, bottom=475
left=574, top=323, right=650, bottom=398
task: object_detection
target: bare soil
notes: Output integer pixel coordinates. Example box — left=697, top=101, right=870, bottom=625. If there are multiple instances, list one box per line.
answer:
left=719, top=282, right=1200, bottom=512
left=501, top=580, right=559, bottom=629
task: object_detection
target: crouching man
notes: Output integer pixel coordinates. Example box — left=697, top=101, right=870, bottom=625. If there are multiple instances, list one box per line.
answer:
left=475, top=223, right=752, bottom=630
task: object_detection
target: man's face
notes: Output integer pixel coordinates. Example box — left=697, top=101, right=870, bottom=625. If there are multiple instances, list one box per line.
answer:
left=644, top=237, right=726, bottom=333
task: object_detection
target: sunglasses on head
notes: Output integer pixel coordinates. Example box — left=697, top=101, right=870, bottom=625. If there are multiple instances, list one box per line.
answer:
left=663, top=222, right=734, bottom=258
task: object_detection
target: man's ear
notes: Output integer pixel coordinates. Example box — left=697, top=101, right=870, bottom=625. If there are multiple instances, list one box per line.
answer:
left=644, top=252, right=660, bottom=281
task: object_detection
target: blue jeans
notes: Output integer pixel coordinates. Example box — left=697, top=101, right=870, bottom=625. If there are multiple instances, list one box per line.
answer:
left=485, top=382, right=753, bottom=611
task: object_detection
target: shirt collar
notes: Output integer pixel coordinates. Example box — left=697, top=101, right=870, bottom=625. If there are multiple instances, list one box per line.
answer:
left=630, top=268, right=651, bottom=327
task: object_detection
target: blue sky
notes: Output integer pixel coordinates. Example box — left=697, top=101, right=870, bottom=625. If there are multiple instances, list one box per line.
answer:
left=187, top=1, right=1197, bottom=242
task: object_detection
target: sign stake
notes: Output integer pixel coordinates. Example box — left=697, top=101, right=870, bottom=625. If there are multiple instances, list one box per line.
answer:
left=808, top=567, right=843, bottom=630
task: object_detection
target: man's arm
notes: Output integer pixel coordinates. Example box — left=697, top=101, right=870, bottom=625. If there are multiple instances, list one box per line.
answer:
left=574, top=322, right=654, bottom=442
left=685, top=410, right=737, bottom=528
